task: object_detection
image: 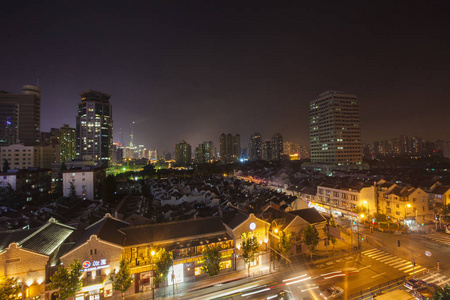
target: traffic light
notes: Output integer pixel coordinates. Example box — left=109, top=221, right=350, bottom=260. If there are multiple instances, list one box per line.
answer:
left=398, top=239, right=401, bottom=247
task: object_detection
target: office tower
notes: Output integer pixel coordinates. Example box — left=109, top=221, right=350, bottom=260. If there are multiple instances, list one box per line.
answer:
left=309, top=91, right=362, bottom=164
left=175, top=140, right=191, bottom=166
left=76, top=90, right=113, bottom=167
left=60, top=124, right=76, bottom=162
left=0, top=85, right=41, bottom=146
left=262, top=140, right=272, bottom=161
left=248, top=133, right=262, bottom=161
left=129, top=122, right=135, bottom=148
left=219, top=133, right=240, bottom=163
left=271, top=133, right=283, bottom=161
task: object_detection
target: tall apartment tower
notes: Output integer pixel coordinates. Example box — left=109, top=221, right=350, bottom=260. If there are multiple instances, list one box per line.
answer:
left=309, top=91, right=362, bottom=165
left=219, top=133, right=240, bottom=163
left=0, top=85, right=41, bottom=146
left=175, top=140, right=192, bottom=166
left=76, top=90, right=113, bottom=167
left=271, top=133, right=283, bottom=161
left=248, top=133, right=262, bottom=161
left=60, top=124, right=76, bottom=162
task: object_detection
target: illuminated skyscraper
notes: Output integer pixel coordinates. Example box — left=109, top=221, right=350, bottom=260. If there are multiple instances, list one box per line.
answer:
left=309, top=91, right=362, bottom=164
left=76, top=90, right=113, bottom=167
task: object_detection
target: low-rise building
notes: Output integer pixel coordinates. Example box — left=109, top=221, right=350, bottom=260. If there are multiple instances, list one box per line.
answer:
left=62, top=167, right=106, bottom=200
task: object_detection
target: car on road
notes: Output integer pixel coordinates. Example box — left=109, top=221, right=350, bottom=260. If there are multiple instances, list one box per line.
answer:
left=319, top=286, right=344, bottom=299
left=276, top=290, right=295, bottom=300
left=403, top=279, right=425, bottom=290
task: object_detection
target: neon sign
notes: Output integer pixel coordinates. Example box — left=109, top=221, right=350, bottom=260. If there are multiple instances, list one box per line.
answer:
left=82, top=259, right=109, bottom=272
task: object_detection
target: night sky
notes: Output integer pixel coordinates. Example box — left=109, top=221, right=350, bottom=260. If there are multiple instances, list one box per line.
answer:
left=1, top=1, right=450, bottom=152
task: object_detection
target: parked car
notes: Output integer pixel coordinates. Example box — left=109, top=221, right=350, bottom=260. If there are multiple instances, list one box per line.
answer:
left=277, top=290, right=295, bottom=300
left=404, top=279, right=425, bottom=290
left=320, top=286, right=344, bottom=299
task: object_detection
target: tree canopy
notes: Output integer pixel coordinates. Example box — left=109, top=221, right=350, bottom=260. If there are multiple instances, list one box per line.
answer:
left=110, top=258, right=133, bottom=299
left=303, top=224, right=320, bottom=260
left=201, top=245, right=222, bottom=276
left=154, top=248, right=173, bottom=287
left=49, top=259, right=82, bottom=299
left=278, top=231, right=294, bottom=263
left=432, top=284, right=450, bottom=299
left=240, top=232, right=259, bottom=277
left=0, top=276, right=21, bottom=300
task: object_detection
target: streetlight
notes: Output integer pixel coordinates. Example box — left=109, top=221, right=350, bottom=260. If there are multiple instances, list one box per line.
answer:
left=404, top=203, right=412, bottom=227
left=362, top=200, right=370, bottom=218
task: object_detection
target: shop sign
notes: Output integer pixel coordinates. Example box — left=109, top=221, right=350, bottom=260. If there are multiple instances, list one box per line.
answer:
left=82, top=259, right=109, bottom=272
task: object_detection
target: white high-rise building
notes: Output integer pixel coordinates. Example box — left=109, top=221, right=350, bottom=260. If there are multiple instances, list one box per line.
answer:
left=309, top=91, right=362, bottom=165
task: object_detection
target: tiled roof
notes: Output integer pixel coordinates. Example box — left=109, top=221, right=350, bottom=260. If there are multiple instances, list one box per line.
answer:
left=121, top=216, right=228, bottom=246
left=71, top=214, right=129, bottom=249
left=432, top=186, right=450, bottom=195
left=0, top=228, right=39, bottom=252
left=0, top=219, right=75, bottom=256
left=221, top=208, right=249, bottom=229
left=288, top=208, right=326, bottom=224
left=19, top=221, right=75, bottom=256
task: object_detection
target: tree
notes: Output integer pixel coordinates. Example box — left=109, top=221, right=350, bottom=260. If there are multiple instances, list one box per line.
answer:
left=277, top=231, right=294, bottom=264
left=240, top=232, right=259, bottom=277
left=154, top=248, right=173, bottom=297
left=201, top=245, right=222, bottom=276
left=49, top=259, right=82, bottom=299
left=53, top=162, right=67, bottom=199
left=323, top=217, right=338, bottom=255
left=439, top=204, right=450, bottom=228
left=0, top=276, right=21, bottom=300
left=2, top=159, right=9, bottom=173
left=110, top=258, right=133, bottom=299
left=432, top=284, right=450, bottom=299
left=69, top=181, right=77, bottom=200
left=303, top=224, right=320, bottom=260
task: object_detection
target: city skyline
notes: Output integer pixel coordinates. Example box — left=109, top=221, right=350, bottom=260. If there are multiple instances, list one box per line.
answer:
left=2, top=1, right=450, bottom=152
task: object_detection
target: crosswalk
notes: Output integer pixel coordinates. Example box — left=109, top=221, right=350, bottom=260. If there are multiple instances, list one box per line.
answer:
left=418, top=273, right=450, bottom=287
left=361, top=249, right=427, bottom=276
left=423, top=233, right=450, bottom=246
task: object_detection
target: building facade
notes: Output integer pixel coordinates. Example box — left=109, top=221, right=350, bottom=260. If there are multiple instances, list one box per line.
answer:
left=175, top=140, right=191, bottom=166
left=0, top=85, right=41, bottom=146
left=0, top=143, right=56, bottom=170
left=271, top=133, right=283, bottom=161
left=248, top=133, right=262, bottom=161
left=62, top=167, right=106, bottom=200
left=60, top=124, right=77, bottom=162
left=219, top=134, right=240, bottom=163
left=76, top=90, right=113, bottom=167
left=309, top=91, right=362, bottom=165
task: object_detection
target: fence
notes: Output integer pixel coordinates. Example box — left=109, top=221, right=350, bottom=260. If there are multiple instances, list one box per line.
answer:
left=348, top=275, right=406, bottom=299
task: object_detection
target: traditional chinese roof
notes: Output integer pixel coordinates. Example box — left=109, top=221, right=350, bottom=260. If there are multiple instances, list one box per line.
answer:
left=71, top=213, right=129, bottom=249
left=288, top=208, right=326, bottom=224
left=121, top=216, right=228, bottom=246
left=0, top=218, right=75, bottom=256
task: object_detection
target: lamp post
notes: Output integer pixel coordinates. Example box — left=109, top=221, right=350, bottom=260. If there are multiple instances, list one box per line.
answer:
left=362, top=200, right=370, bottom=218
left=404, top=203, right=412, bottom=228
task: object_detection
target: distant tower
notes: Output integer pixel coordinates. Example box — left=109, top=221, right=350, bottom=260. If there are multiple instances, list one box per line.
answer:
left=309, top=91, right=362, bottom=164
left=129, top=122, right=135, bottom=148
left=76, top=90, right=113, bottom=167
left=219, top=133, right=240, bottom=163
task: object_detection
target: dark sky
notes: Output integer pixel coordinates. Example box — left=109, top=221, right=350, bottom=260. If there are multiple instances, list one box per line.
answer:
left=1, top=1, right=450, bottom=152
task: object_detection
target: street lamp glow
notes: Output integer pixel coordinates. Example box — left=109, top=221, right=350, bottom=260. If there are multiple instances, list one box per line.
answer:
left=360, top=214, right=365, bottom=219
left=407, top=203, right=412, bottom=208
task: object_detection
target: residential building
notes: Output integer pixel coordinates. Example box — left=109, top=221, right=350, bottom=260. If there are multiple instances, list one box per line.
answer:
left=219, top=134, right=240, bottom=163
left=262, top=140, right=272, bottom=161
left=175, top=140, right=191, bottom=166
left=76, top=90, right=113, bottom=167
left=309, top=91, right=362, bottom=165
left=248, top=133, right=262, bottom=161
left=0, top=143, right=55, bottom=169
left=0, top=168, right=51, bottom=203
left=60, top=124, right=76, bottom=162
left=0, top=85, right=41, bottom=146
left=271, top=133, right=283, bottom=161
left=0, top=219, right=75, bottom=299
left=195, top=141, right=215, bottom=164
left=62, top=167, right=106, bottom=200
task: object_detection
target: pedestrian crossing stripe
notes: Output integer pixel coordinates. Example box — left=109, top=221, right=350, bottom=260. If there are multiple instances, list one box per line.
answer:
left=362, top=248, right=427, bottom=275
